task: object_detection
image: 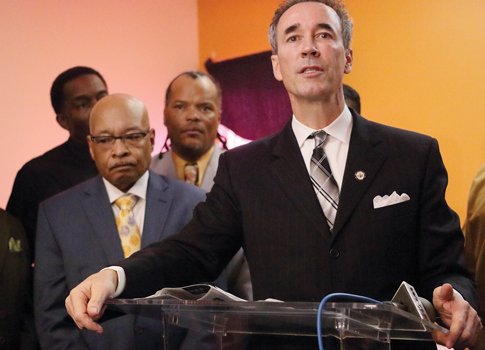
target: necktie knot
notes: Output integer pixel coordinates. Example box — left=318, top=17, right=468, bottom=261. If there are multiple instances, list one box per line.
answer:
left=184, top=162, right=199, bottom=185
left=310, top=130, right=328, bottom=148
left=115, top=194, right=138, bottom=211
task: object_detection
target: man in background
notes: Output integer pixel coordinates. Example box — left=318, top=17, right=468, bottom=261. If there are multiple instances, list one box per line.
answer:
left=464, top=163, right=485, bottom=349
left=151, top=70, right=251, bottom=299
left=34, top=94, right=205, bottom=349
left=150, top=71, right=252, bottom=349
left=152, top=71, right=225, bottom=191
left=343, top=83, right=360, bottom=113
left=7, top=66, right=108, bottom=259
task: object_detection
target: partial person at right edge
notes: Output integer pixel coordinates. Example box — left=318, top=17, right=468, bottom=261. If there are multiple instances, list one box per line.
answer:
left=464, top=163, right=485, bottom=349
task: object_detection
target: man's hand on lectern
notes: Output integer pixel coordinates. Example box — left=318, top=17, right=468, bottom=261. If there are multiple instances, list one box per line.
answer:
left=65, top=269, right=118, bottom=333
left=432, top=283, right=482, bottom=349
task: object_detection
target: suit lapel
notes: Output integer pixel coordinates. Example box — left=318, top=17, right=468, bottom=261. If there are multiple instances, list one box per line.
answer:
left=141, top=171, right=171, bottom=247
left=270, top=121, right=330, bottom=237
left=81, top=177, right=124, bottom=262
left=200, top=146, right=223, bottom=192
left=153, top=150, right=178, bottom=179
left=331, top=114, right=387, bottom=237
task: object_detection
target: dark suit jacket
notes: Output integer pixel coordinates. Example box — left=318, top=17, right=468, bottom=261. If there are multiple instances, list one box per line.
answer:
left=0, top=209, right=31, bottom=350
left=34, top=172, right=205, bottom=350
left=119, top=113, right=476, bottom=349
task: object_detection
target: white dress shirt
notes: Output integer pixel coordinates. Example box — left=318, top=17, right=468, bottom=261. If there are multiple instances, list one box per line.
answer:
left=291, top=105, right=353, bottom=190
left=103, top=171, right=149, bottom=235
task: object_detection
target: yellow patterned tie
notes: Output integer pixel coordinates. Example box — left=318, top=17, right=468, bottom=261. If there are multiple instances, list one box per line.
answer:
left=114, top=194, right=141, bottom=257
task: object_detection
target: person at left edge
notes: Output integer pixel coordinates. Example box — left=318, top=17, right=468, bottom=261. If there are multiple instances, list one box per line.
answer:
left=34, top=94, right=205, bottom=349
left=0, top=208, right=30, bottom=350
left=7, top=66, right=108, bottom=261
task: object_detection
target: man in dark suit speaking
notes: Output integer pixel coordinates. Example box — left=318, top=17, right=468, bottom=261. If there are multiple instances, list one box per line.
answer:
left=65, top=1, right=482, bottom=349
left=34, top=94, right=205, bottom=349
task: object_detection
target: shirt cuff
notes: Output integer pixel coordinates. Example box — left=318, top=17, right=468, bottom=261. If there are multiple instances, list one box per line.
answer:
left=101, top=266, right=126, bottom=298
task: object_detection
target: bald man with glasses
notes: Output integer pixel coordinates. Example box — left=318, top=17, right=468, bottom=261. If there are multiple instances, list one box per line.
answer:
left=34, top=94, right=205, bottom=350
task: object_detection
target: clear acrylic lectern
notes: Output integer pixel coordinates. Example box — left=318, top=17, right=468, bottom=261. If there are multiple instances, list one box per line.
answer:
left=107, top=299, right=447, bottom=349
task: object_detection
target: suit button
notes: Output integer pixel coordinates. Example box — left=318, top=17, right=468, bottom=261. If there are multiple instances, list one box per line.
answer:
left=329, top=248, right=340, bottom=259
left=135, top=326, right=145, bottom=334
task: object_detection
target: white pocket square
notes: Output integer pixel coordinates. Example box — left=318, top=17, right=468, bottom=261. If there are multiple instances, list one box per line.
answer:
left=373, top=191, right=410, bottom=209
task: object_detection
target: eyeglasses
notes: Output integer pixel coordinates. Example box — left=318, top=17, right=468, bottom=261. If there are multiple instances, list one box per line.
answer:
left=89, top=130, right=151, bottom=148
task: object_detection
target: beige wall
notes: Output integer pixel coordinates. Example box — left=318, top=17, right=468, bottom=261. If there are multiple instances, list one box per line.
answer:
left=0, top=0, right=199, bottom=207
left=198, top=0, right=485, bottom=221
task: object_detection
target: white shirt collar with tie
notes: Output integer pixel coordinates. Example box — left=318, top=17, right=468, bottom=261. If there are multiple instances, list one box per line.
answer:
left=292, top=105, right=353, bottom=190
left=103, top=171, right=149, bottom=235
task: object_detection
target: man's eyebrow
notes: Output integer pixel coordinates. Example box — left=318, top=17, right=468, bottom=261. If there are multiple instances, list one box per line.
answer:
left=283, top=23, right=300, bottom=36
left=317, top=22, right=336, bottom=34
left=283, top=22, right=337, bottom=36
left=72, top=95, right=90, bottom=101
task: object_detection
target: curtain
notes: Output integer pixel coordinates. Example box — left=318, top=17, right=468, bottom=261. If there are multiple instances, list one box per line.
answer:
left=206, top=51, right=292, bottom=141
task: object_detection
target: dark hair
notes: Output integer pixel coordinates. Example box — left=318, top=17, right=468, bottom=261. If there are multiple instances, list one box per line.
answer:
left=343, top=83, right=361, bottom=113
left=50, top=66, right=107, bottom=114
left=269, top=0, right=353, bottom=53
left=164, top=70, right=222, bottom=107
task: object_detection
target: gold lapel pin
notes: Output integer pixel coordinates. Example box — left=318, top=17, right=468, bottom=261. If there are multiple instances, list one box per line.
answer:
left=354, top=171, right=366, bottom=181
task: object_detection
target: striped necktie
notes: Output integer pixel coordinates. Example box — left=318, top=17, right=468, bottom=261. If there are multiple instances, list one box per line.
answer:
left=309, top=130, right=339, bottom=231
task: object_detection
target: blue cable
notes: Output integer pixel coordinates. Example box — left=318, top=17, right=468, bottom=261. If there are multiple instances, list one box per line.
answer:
left=317, top=293, right=382, bottom=350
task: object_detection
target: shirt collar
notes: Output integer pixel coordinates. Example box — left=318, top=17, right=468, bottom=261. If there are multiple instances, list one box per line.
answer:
left=292, top=105, right=353, bottom=148
left=103, top=171, right=149, bottom=203
left=171, top=145, right=215, bottom=186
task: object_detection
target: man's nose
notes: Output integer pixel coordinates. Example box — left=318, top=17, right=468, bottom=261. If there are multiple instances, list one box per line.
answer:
left=301, top=38, right=320, bottom=57
left=186, top=107, right=201, bottom=121
left=112, top=138, right=129, bottom=156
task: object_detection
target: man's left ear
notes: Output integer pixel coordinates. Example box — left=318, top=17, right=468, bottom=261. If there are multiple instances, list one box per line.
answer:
left=344, top=49, right=353, bottom=74
left=271, top=54, right=283, bottom=82
left=87, top=136, right=95, bottom=160
left=149, top=128, right=155, bottom=147
left=56, top=113, right=69, bottom=130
